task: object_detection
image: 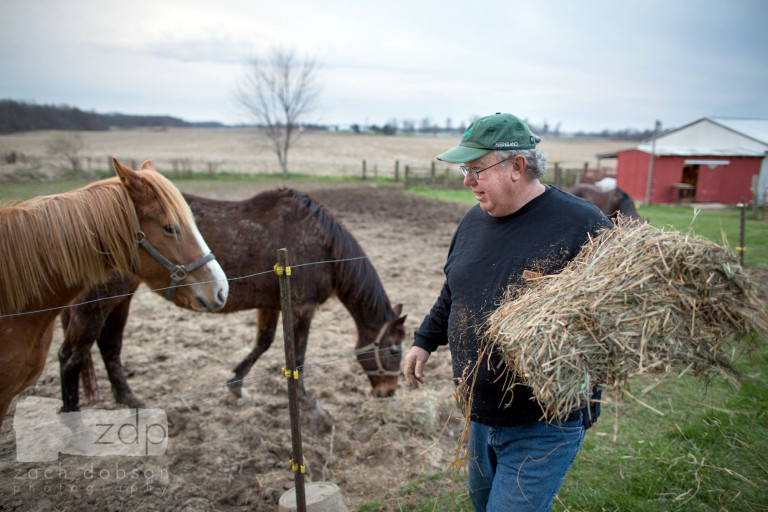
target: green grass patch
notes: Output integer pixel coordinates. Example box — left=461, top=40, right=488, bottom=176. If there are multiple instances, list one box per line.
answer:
left=553, top=350, right=768, bottom=511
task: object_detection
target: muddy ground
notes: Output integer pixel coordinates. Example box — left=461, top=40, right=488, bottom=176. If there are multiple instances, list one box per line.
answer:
left=0, top=184, right=472, bottom=511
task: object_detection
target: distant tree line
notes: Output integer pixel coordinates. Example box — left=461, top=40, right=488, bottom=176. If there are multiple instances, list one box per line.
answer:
left=351, top=117, right=655, bottom=141
left=0, top=100, right=223, bottom=134
left=1, top=99, right=656, bottom=141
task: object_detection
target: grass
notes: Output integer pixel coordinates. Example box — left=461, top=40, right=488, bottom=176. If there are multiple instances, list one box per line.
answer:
left=554, top=352, right=768, bottom=512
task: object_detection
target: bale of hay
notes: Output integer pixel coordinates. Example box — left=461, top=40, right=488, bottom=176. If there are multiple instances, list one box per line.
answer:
left=357, top=389, right=454, bottom=437
left=486, top=218, right=768, bottom=421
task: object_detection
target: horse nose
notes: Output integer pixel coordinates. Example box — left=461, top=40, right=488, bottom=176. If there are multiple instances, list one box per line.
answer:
left=374, top=388, right=396, bottom=398
left=216, top=288, right=227, bottom=307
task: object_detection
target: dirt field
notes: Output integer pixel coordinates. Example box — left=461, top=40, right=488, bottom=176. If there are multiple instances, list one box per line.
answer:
left=0, top=182, right=472, bottom=511
left=0, top=128, right=630, bottom=181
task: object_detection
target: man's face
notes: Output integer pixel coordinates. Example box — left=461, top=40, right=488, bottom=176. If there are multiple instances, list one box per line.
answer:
left=462, top=153, right=519, bottom=217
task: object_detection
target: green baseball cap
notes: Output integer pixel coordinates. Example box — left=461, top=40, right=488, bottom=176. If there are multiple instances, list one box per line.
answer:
left=437, top=112, right=537, bottom=163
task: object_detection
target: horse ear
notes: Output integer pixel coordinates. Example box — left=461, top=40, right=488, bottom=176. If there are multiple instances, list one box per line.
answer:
left=392, top=303, right=403, bottom=315
left=139, top=160, right=155, bottom=172
left=113, top=158, right=151, bottom=202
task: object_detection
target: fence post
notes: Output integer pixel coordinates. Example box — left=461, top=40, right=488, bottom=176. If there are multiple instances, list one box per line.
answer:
left=362, top=160, right=367, bottom=181
left=554, top=163, right=561, bottom=189
left=404, top=165, right=410, bottom=187
left=752, top=174, right=759, bottom=219
left=275, top=249, right=307, bottom=512
left=430, top=161, right=436, bottom=181
left=739, top=199, right=746, bottom=266
left=394, top=160, right=399, bottom=183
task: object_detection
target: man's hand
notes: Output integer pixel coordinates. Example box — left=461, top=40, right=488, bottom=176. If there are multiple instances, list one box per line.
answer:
left=403, top=346, right=430, bottom=388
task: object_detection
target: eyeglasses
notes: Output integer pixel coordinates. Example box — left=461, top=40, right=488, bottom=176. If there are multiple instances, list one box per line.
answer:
left=459, top=157, right=511, bottom=180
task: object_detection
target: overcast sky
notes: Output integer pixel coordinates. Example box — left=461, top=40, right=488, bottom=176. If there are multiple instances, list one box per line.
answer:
left=1, top=0, right=766, bottom=133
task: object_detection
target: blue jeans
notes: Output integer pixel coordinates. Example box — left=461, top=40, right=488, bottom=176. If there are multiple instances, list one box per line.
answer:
left=468, top=415, right=585, bottom=512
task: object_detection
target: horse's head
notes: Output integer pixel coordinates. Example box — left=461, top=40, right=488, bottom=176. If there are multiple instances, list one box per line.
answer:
left=113, top=158, right=229, bottom=312
left=355, top=304, right=407, bottom=397
left=612, top=187, right=640, bottom=220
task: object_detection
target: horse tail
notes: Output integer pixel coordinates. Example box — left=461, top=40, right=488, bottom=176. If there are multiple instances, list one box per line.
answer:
left=80, top=351, right=97, bottom=403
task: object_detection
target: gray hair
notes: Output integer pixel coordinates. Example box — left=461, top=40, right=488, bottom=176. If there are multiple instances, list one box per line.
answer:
left=496, top=137, right=546, bottom=179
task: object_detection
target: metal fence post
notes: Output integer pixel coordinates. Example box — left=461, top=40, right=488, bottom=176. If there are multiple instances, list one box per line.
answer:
left=739, top=200, right=746, bottom=266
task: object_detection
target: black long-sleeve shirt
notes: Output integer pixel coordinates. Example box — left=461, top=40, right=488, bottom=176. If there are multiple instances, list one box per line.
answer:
left=414, top=185, right=612, bottom=426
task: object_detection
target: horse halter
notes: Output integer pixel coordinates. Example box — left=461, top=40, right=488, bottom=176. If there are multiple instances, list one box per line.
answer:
left=134, top=231, right=216, bottom=301
left=354, top=322, right=402, bottom=377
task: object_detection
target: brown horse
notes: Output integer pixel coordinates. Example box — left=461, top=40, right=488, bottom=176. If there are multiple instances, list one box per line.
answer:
left=59, top=188, right=407, bottom=430
left=568, top=183, right=640, bottom=221
left=0, top=159, right=228, bottom=428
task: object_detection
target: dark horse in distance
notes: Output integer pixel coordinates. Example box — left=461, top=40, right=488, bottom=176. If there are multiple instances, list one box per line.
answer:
left=568, top=183, right=640, bottom=221
left=59, top=189, right=406, bottom=431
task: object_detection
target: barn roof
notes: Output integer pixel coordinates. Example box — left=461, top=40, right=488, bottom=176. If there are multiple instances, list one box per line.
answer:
left=671, top=117, right=768, bottom=146
left=634, top=144, right=765, bottom=157
left=596, top=117, right=768, bottom=159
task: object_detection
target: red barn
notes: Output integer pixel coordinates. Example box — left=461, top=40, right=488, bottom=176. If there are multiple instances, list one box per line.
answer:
left=597, top=117, right=768, bottom=205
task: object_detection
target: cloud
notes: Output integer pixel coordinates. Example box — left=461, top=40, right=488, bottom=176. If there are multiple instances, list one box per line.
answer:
left=1, top=0, right=767, bottom=131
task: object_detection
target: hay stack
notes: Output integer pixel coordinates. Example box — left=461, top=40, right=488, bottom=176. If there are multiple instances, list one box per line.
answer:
left=358, top=389, right=454, bottom=436
left=487, top=218, right=768, bottom=421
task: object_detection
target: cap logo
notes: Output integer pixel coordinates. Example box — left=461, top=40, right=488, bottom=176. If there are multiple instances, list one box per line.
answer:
left=494, top=141, right=519, bottom=147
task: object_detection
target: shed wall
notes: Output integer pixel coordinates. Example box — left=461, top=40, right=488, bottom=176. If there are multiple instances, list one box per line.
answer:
left=615, top=150, right=763, bottom=204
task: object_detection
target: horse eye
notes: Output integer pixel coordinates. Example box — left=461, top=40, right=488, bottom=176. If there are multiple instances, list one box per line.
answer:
left=163, top=224, right=181, bottom=235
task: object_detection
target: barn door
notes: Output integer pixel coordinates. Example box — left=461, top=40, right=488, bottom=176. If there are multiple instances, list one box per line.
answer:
left=681, top=164, right=699, bottom=201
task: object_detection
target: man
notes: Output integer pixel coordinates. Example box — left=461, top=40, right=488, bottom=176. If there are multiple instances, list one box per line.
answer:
left=403, top=113, right=612, bottom=511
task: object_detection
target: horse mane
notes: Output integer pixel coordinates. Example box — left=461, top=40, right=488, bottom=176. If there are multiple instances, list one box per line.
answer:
left=0, top=170, right=194, bottom=315
left=289, top=190, right=393, bottom=321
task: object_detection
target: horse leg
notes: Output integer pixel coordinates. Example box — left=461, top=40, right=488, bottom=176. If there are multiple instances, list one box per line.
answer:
left=97, top=295, right=145, bottom=409
left=227, top=308, right=280, bottom=397
left=0, top=400, right=10, bottom=431
left=59, top=300, right=112, bottom=412
left=293, top=305, right=333, bottom=435
left=59, top=277, right=140, bottom=412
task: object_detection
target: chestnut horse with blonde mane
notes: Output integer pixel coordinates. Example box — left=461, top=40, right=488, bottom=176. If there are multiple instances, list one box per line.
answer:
left=0, top=159, right=228, bottom=428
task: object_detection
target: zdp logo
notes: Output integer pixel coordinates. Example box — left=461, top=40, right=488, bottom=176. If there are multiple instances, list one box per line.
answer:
left=13, top=397, right=168, bottom=462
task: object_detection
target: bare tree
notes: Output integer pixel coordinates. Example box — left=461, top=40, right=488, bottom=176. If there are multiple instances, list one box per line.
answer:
left=235, top=48, right=320, bottom=178
left=46, top=132, right=84, bottom=170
